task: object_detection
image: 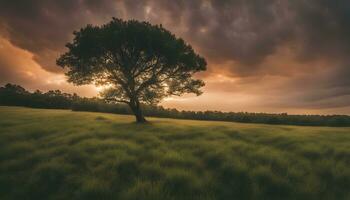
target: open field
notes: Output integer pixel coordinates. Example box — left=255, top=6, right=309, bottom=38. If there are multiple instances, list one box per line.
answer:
left=0, top=106, right=350, bottom=200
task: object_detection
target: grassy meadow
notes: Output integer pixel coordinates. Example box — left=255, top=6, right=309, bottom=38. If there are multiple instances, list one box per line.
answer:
left=0, top=106, right=350, bottom=200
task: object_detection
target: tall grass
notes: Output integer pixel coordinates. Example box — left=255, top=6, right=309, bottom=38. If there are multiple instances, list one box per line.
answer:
left=0, top=106, right=350, bottom=199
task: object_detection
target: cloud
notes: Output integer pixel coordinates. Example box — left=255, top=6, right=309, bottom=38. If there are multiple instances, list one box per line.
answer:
left=0, top=0, right=350, bottom=113
left=1, top=0, right=350, bottom=72
left=0, top=36, right=98, bottom=96
left=0, top=0, right=121, bottom=72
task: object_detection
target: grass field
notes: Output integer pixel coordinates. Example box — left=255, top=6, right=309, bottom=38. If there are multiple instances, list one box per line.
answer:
left=0, top=106, right=350, bottom=200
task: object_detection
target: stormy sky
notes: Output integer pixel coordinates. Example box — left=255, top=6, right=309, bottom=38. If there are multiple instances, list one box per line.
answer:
left=1, top=0, right=350, bottom=114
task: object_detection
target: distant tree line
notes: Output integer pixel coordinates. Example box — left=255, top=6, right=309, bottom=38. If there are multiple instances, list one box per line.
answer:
left=1, top=83, right=350, bottom=127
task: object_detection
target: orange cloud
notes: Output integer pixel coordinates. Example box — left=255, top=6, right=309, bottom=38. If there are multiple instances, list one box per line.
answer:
left=0, top=36, right=98, bottom=96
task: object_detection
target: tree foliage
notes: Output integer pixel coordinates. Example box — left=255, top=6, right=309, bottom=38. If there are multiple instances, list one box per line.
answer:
left=57, top=18, right=206, bottom=122
left=1, top=83, right=350, bottom=127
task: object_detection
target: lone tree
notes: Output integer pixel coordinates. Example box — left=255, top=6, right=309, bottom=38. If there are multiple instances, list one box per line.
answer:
left=57, top=18, right=206, bottom=122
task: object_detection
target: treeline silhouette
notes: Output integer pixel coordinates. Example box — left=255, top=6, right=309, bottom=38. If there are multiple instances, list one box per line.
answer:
left=1, top=83, right=350, bottom=127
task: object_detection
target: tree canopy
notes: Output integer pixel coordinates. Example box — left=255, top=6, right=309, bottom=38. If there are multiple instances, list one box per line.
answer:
left=57, top=18, right=206, bottom=122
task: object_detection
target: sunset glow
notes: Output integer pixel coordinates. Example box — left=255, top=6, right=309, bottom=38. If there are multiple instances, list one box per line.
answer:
left=1, top=1, right=349, bottom=114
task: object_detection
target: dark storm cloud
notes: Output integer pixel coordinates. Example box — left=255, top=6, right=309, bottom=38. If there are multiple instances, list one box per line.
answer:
left=0, top=0, right=350, bottom=74
left=1, top=0, right=350, bottom=112
left=1, top=0, right=350, bottom=73
left=292, top=0, right=350, bottom=62
left=0, top=0, right=120, bottom=72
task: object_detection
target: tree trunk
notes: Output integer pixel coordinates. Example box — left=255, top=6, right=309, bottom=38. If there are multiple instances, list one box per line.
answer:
left=134, top=108, right=146, bottom=123
left=129, top=100, right=147, bottom=123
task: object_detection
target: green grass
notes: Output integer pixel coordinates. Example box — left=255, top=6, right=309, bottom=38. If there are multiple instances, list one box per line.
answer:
left=0, top=106, right=350, bottom=200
